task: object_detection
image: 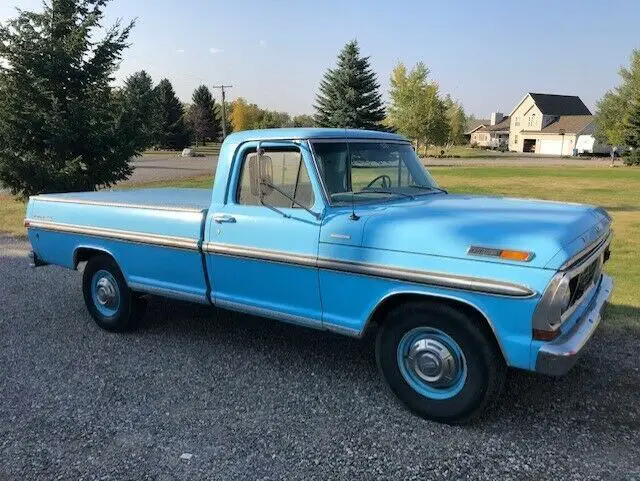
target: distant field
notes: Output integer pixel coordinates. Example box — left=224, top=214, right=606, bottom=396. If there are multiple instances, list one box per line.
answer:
left=2, top=165, right=638, bottom=328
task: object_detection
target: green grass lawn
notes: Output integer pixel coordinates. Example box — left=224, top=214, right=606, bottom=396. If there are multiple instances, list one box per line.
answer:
left=143, top=143, right=221, bottom=156
left=2, top=165, right=638, bottom=328
left=424, top=145, right=520, bottom=158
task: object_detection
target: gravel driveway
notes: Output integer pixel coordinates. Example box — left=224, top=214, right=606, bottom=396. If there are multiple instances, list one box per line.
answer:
left=1, top=235, right=639, bottom=480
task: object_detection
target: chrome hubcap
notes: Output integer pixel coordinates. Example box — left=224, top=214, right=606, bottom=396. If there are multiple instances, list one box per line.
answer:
left=95, top=276, right=118, bottom=308
left=407, top=338, right=459, bottom=386
left=397, top=327, right=467, bottom=399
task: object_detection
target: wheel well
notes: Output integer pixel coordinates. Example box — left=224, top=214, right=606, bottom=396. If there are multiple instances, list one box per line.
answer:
left=365, top=293, right=506, bottom=362
left=73, top=247, right=114, bottom=270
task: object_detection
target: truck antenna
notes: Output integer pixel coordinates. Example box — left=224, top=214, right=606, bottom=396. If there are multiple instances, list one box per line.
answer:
left=346, top=131, right=359, bottom=221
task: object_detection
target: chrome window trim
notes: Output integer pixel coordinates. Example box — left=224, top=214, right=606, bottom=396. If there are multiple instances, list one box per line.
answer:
left=307, top=138, right=431, bottom=208
left=230, top=139, right=328, bottom=210
left=31, top=195, right=207, bottom=213
left=25, top=219, right=200, bottom=251
left=306, top=139, right=331, bottom=205
left=204, top=242, right=535, bottom=298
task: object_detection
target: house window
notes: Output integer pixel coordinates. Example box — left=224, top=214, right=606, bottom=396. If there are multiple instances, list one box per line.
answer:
left=528, top=114, right=536, bottom=127
left=515, top=135, right=519, bottom=144
left=515, top=117, right=520, bottom=127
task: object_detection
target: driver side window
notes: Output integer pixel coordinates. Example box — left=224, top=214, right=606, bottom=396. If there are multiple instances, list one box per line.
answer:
left=236, top=148, right=314, bottom=208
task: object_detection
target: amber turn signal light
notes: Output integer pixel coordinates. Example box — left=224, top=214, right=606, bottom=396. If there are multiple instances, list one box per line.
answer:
left=499, top=250, right=532, bottom=262
left=533, top=329, right=560, bottom=341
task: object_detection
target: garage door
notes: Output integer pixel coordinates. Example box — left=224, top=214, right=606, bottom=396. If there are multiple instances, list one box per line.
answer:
left=539, top=140, right=562, bottom=155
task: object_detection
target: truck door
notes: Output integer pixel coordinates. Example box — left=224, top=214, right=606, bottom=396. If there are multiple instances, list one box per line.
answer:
left=205, top=140, right=324, bottom=327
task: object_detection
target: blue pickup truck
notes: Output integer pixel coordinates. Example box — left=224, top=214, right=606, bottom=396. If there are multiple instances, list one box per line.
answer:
left=25, top=128, right=613, bottom=423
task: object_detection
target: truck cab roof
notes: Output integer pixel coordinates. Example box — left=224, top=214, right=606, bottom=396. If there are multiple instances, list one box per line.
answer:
left=224, top=128, right=407, bottom=143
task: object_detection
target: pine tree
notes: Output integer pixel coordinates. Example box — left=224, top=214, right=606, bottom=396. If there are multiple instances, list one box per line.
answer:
left=623, top=100, right=640, bottom=165
left=187, top=85, right=220, bottom=146
left=122, top=70, right=155, bottom=149
left=0, top=0, right=138, bottom=198
left=151, top=79, right=188, bottom=150
left=314, top=40, right=386, bottom=130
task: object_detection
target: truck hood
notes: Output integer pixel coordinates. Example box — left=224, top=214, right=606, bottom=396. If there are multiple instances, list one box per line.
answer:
left=323, top=194, right=610, bottom=269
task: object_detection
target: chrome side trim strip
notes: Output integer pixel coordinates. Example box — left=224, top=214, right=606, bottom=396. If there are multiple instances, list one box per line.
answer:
left=215, top=299, right=321, bottom=329
left=203, top=242, right=317, bottom=268
left=26, top=219, right=200, bottom=251
left=31, top=195, right=206, bottom=213
left=323, top=323, right=363, bottom=338
left=203, top=242, right=535, bottom=298
left=128, top=282, right=209, bottom=304
left=317, top=258, right=535, bottom=298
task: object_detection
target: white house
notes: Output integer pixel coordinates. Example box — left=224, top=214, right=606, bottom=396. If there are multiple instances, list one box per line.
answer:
left=508, top=93, right=599, bottom=155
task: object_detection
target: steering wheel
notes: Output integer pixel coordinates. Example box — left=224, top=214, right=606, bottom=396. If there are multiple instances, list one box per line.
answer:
left=365, top=175, right=392, bottom=190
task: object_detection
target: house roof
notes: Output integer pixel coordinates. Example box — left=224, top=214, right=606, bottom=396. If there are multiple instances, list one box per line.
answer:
left=464, top=119, right=489, bottom=135
left=471, top=116, right=511, bottom=134
left=486, top=116, right=510, bottom=132
left=510, top=93, right=592, bottom=116
left=519, top=115, right=594, bottom=135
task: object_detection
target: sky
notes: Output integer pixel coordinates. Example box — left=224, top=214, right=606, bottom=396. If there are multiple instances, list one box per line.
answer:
left=1, top=0, right=639, bottom=118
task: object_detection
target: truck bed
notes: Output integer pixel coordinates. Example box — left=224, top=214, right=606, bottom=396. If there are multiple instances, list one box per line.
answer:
left=26, top=188, right=212, bottom=303
left=32, top=188, right=211, bottom=212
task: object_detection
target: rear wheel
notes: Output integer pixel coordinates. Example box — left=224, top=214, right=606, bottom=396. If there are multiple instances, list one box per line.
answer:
left=376, top=301, right=506, bottom=424
left=82, top=255, right=145, bottom=332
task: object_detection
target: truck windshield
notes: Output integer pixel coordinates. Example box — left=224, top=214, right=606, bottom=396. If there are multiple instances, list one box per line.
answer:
left=311, top=141, right=440, bottom=204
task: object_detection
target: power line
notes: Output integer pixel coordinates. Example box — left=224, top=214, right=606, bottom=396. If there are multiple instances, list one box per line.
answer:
left=212, top=85, right=232, bottom=139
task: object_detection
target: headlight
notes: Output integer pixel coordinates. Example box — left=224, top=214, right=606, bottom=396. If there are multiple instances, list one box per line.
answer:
left=549, top=276, right=571, bottom=324
left=532, top=273, right=571, bottom=340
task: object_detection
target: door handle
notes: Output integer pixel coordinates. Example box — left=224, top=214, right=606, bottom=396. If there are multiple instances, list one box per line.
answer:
left=212, top=214, right=236, bottom=223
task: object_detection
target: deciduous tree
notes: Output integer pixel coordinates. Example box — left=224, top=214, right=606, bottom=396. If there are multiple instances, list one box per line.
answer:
left=623, top=100, right=640, bottom=165
left=595, top=49, right=640, bottom=150
left=0, top=0, right=138, bottom=198
left=444, top=94, right=467, bottom=146
left=387, top=62, right=448, bottom=150
left=314, top=40, right=386, bottom=130
left=291, top=114, right=315, bottom=127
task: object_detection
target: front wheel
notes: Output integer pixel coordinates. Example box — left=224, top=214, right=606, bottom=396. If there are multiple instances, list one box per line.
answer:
left=376, top=301, right=506, bottom=424
left=82, top=254, right=145, bottom=332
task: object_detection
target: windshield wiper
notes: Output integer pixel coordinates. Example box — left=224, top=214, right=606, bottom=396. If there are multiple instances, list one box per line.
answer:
left=353, top=189, right=415, bottom=200
left=406, top=185, right=448, bottom=194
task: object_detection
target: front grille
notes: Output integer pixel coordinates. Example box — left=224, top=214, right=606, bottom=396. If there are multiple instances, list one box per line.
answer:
left=568, top=257, right=599, bottom=307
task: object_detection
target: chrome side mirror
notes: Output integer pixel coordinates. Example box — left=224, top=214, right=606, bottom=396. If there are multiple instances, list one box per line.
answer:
left=249, top=151, right=273, bottom=197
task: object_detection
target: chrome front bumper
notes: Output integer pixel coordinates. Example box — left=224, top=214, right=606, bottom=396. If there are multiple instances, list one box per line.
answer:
left=535, top=274, right=613, bottom=376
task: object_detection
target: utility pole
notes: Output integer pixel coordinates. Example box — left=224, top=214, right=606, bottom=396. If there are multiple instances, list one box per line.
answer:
left=212, top=84, right=232, bottom=139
